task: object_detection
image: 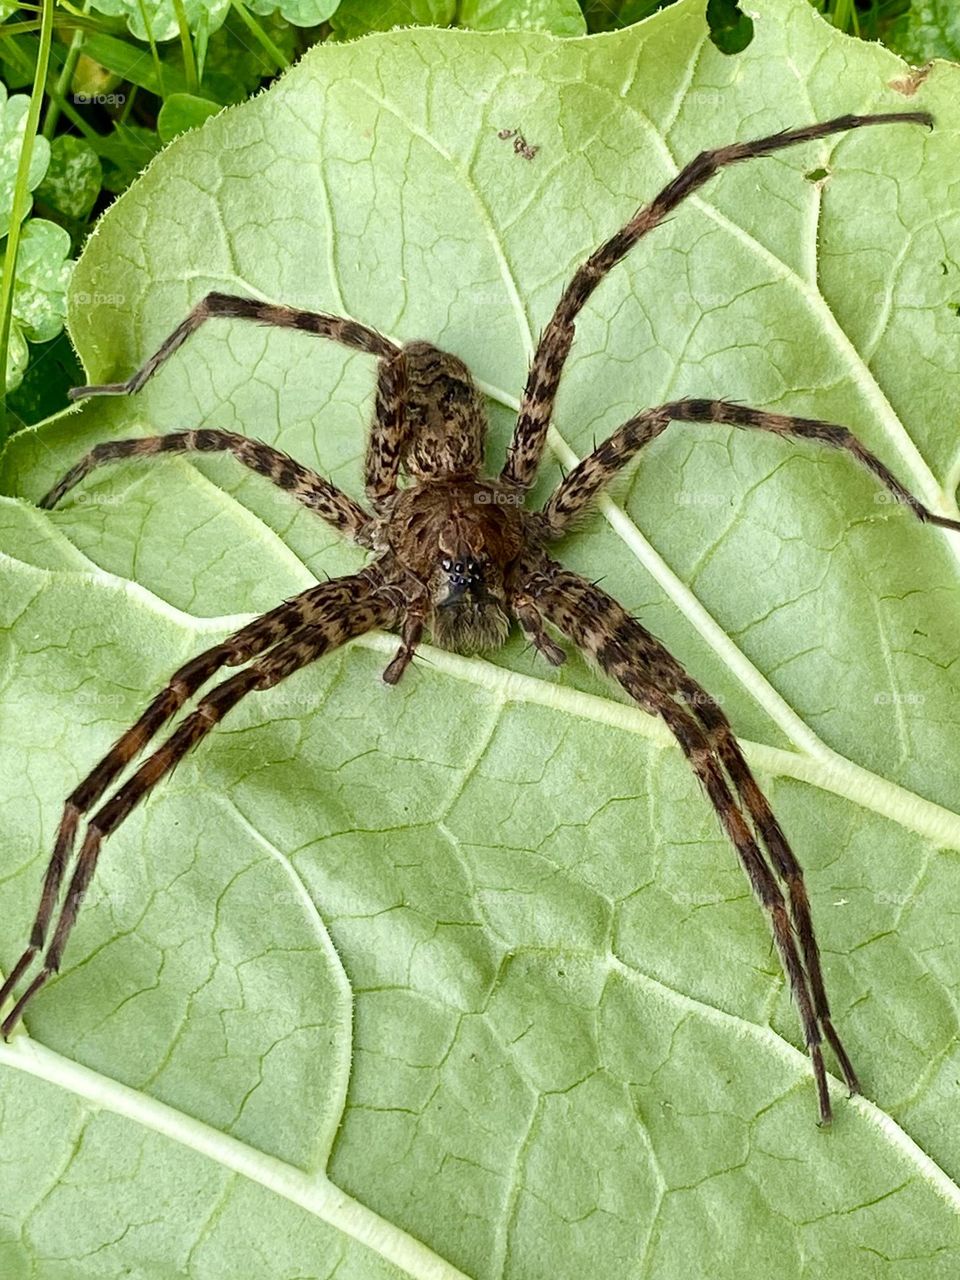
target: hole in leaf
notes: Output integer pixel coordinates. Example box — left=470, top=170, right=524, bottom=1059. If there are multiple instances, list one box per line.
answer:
left=706, top=0, right=754, bottom=54
left=805, top=167, right=830, bottom=182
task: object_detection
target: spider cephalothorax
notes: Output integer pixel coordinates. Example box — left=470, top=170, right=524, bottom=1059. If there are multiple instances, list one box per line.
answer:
left=2, top=109, right=955, bottom=1127
left=377, top=463, right=530, bottom=656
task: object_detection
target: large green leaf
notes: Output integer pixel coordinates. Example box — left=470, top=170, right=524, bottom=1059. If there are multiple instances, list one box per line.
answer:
left=3, top=1, right=960, bottom=1275
left=0, top=84, right=49, bottom=236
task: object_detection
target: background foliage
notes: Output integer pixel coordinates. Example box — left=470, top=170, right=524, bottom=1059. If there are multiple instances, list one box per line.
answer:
left=0, top=0, right=958, bottom=439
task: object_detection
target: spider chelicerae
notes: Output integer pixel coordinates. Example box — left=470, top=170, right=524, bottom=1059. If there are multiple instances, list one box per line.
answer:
left=1, top=109, right=954, bottom=1125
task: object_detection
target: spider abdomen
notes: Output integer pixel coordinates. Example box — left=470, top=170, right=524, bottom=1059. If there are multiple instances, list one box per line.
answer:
left=401, top=341, right=487, bottom=479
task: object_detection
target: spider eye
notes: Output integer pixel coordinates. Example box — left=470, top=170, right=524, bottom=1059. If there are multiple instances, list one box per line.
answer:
left=441, top=556, right=453, bottom=572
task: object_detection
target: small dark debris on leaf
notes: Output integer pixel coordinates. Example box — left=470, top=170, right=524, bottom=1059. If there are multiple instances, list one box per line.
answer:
left=497, top=127, right=539, bottom=161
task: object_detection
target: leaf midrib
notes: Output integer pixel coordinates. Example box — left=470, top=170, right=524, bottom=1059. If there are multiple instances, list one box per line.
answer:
left=5, top=539, right=960, bottom=851
left=2, top=949, right=958, bottom=1280
left=0, top=1034, right=474, bottom=1280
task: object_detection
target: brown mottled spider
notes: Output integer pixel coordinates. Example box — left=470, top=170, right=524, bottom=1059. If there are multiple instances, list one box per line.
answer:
left=1, top=110, right=954, bottom=1125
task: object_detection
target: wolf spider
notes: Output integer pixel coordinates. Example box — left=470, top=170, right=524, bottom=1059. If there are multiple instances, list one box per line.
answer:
left=1, top=109, right=953, bottom=1125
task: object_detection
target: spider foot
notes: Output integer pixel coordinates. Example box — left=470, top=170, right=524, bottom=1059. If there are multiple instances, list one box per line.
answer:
left=823, top=1019, right=861, bottom=1097
left=533, top=634, right=566, bottom=666
left=383, top=614, right=425, bottom=685
left=67, top=381, right=133, bottom=402
left=0, top=946, right=37, bottom=1017
left=0, top=967, right=50, bottom=1038
left=811, top=1042, right=833, bottom=1126
left=923, top=510, right=960, bottom=534
left=382, top=647, right=415, bottom=684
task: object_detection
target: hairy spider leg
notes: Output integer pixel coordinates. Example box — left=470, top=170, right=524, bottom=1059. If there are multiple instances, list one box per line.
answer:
left=41, top=427, right=373, bottom=541
left=0, top=569, right=398, bottom=1035
left=68, top=292, right=416, bottom=508
left=537, top=398, right=960, bottom=536
left=68, top=293, right=399, bottom=399
left=516, top=563, right=852, bottom=1122
left=502, top=111, right=933, bottom=490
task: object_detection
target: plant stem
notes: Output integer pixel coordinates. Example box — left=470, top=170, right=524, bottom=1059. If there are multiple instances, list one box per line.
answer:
left=8, top=36, right=100, bottom=141
left=44, top=70, right=101, bottom=139
left=0, top=21, right=42, bottom=35
left=42, top=2, right=91, bottom=140
left=0, top=0, right=54, bottom=418
left=171, top=0, right=199, bottom=94
left=119, top=83, right=138, bottom=124
left=135, top=0, right=166, bottom=99
left=230, top=0, right=290, bottom=70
